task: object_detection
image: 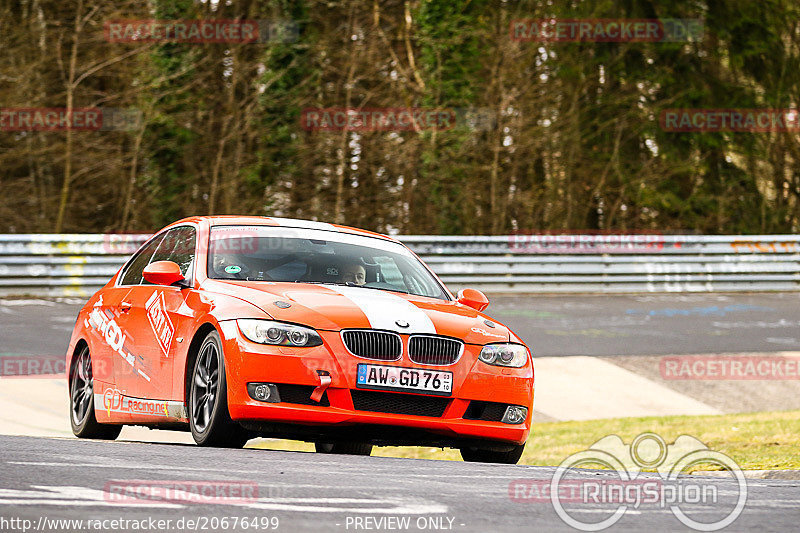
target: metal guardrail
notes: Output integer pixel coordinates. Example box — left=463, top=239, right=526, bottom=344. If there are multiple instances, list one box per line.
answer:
left=1, top=234, right=799, bottom=296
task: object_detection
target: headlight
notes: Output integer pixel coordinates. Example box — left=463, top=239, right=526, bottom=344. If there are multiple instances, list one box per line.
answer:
left=237, top=319, right=323, bottom=347
left=478, top=343, right=528, bottom=368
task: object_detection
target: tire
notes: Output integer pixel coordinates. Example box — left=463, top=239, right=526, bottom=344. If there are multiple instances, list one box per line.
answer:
left=70, top=346, right=122, bottom=440
left=315, top=441, right=373, bottom=456
left=189, top=330, right=249, bottom=448
left=460, top=443, right=525, bottom=464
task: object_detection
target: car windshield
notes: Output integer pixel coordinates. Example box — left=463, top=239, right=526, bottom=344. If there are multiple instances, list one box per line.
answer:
left=207, top=225, right=449, bottom=300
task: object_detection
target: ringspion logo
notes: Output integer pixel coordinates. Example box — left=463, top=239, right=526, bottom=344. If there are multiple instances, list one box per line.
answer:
left=510, top=433, right=747, bottom=531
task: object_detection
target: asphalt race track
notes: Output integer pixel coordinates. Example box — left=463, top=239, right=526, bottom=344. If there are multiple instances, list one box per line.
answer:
left=490, top=292, right=800, bottom=356
left=2, top=294, right=800, bottom=531
left=1, top=435, right=798, bottom=532
left=3, top=292, right=800, bottom=357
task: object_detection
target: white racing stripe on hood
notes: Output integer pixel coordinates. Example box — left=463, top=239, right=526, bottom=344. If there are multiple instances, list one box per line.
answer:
left=326, top=286, right=436, bottom=334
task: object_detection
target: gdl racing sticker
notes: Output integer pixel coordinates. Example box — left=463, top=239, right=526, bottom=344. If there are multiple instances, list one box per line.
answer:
left=86, top=296, right=151, bottom=382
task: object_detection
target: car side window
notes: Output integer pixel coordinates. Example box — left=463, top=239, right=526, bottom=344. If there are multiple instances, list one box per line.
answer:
left=147, top=226, right=197, bottom=284
left=119, top=235, right=165, bottom=286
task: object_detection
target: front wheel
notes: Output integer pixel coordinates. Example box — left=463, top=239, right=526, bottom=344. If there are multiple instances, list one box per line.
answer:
left=460, top=443, right=525, bottom=464
left=70, top=346, right=121, bottom=440
left=189, top=330, right=249, bottom=448
left=315, top=441, right=373, bottom=456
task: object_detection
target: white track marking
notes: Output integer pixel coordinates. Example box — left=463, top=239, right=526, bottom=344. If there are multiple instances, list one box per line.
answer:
left=0, top=299, right=56, bottom=306
left=240, top=499, right=447, bottom=514
left=0, top=486, right=180, bottom=508
left=6, top=461, right=520, bottom=479
left=0, top=486, right=447, bottom=514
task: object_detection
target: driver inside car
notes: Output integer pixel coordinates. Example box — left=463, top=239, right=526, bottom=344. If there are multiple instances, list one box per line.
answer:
left=340, top=261, right=367, bottom=286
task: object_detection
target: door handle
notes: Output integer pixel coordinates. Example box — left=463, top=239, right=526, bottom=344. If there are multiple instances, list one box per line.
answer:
left=119, top=301, right=132, bottom=313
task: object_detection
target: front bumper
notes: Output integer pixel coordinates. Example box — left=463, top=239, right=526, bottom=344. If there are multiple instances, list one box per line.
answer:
left=218, top=322, right=534, bottom=446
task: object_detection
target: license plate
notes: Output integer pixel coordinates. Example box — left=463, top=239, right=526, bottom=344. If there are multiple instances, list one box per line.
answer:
left=356, top=364, right=452, bottom=396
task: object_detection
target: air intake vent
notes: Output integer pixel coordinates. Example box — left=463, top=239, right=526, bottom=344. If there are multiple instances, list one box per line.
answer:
left=351, top=390, right=449, bottom=417
left=275, top=384, right=330, bottom=406
left=408, top=335, right=463, bottom=365
left=342, top=330, right=402, bottom=361
left=463, top=400, right=507, bottom=422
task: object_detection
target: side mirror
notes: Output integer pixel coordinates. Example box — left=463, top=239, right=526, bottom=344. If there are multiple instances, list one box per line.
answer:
left=457, top=288, right=489, bottom=312
left=143, top=261, right=186, bottom=287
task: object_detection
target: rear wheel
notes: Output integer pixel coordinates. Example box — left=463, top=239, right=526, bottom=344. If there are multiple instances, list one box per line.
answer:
left=189, top=330, right=249, bottom=448
left=315, top=441, right=373, bottom=456
left=70, top=346, right=121, bottom=440
left=460, top=444, right=525, bottom=464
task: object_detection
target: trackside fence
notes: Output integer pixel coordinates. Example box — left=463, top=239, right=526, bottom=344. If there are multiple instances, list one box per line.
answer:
left=0, top=234, right=799, bottom=296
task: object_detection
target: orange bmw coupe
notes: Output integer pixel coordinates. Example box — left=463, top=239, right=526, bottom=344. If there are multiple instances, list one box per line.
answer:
left=66, top=217, right=534, bottom=463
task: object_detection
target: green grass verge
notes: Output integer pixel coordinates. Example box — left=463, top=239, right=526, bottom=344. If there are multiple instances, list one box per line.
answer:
left=248, top=410, right=800, bottom=470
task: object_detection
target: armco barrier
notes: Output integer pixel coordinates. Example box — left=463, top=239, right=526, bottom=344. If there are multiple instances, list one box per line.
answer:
left=0, top=234, right=799, bottom=296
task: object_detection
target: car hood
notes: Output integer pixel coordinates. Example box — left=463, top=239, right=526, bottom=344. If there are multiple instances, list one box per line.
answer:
left=202, top=280, right=511, bottom=345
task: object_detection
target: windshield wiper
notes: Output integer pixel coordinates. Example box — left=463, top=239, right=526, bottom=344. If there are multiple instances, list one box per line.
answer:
left=314, top=281, right=410, bottom=295
left=355, top=284, right=409, bottom=295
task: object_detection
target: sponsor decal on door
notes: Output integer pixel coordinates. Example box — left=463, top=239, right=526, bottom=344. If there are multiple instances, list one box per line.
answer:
left=146, top=291, right=175, bottom=356
left=86, top=297, right=151, bottom=382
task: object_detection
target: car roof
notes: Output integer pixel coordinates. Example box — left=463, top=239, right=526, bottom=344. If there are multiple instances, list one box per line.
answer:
left=165, top=215, right=400, bottom=243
